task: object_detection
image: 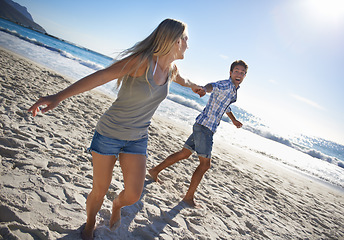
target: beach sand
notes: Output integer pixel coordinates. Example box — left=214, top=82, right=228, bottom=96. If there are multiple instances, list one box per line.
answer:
left=0, top=46, right=343, bottom=239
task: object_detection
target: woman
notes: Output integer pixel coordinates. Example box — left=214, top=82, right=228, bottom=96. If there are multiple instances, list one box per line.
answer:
left=28, top=18, right=204, bottom=239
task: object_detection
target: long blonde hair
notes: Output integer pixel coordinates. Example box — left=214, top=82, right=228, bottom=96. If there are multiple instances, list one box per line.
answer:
left=114, top=18, right=187, bottom=87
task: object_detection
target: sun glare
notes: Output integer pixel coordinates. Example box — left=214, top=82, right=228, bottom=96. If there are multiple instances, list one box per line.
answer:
left=303, top=0, right=344, bottom=25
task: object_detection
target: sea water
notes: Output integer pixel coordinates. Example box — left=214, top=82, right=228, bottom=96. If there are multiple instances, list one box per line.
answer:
left=1, top=18, right=343, bottom=188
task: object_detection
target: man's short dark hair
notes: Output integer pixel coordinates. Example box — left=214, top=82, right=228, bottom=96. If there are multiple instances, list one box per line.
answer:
left=230, top=60, right=248, bottom=73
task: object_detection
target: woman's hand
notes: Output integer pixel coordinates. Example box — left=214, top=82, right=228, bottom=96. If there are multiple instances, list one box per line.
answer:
left=28, top=94, right=61, bottom=117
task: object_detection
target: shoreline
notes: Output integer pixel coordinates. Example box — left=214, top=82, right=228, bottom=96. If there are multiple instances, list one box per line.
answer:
left=1, top=46, right=343, bottom=239
left=233, top=141, right=344, bottom=194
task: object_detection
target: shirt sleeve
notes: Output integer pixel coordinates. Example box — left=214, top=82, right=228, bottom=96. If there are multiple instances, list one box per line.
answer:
left=226, top=106, right=232, bottom=113
left=211, top=82, right=218, bottom=91
left=211, top=80, right=228, bottom=91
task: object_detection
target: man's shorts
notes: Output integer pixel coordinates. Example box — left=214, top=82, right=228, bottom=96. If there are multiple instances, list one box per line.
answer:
left=87, top=130, right=148, bottom=158
left=184, top=123, right=214, bottom=159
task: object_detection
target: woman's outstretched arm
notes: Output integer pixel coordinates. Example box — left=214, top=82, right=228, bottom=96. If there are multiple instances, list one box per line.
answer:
left=28, top=57, right=139, bottom=116
left=173, top=68, right=205, bottom=97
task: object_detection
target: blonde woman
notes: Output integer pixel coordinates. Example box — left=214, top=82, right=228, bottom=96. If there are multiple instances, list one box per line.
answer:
left=28, top=18, right=205, bottom=239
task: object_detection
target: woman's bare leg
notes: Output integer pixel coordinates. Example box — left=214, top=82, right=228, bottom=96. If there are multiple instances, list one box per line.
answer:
left=109, top=153, right=147, bottom=229
left=148, top=148, right=192, bottom=182
left=82, top=152, right=116, bottom=240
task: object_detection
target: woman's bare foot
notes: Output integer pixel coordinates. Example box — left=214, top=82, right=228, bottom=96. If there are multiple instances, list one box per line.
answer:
left=109, top=199, right=121, bottom=230
left=148, top=168, right=160, bottom=182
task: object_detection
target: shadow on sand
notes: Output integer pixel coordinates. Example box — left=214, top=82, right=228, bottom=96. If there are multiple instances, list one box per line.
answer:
left=58, top=178, right=187, bottom=239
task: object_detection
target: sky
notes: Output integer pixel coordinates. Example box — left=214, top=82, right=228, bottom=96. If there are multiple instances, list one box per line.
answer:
left=13, top=0, right=344, bottom=144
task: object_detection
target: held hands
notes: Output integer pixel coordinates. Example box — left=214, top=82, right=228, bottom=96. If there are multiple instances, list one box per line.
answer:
left=192, top=85, right=206, bottom=97
left=28, top=95, right=61, bottom=117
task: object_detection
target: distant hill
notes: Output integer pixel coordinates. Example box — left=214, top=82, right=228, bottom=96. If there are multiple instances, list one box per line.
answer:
left=0, top=0, right=46, bottom=33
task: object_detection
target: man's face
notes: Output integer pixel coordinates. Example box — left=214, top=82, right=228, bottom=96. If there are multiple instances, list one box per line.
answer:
left=230, top=65, right=246, bottom=88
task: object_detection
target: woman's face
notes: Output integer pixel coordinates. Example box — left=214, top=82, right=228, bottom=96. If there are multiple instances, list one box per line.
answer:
left=175, top=33, right=189, bottom=60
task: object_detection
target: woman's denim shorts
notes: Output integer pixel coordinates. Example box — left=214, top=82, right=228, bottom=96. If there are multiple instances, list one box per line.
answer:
left=184, top=123, right=214, bottom=159
left=87, top=130, right=148, bottom=158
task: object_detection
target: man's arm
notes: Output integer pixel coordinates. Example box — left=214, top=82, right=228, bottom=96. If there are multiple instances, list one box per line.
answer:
left=226, top=111, right=243, bottom=128
left=202, top=83, right=213, bottom=93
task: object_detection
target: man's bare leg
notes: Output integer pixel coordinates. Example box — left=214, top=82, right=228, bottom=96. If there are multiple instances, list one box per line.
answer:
left=183, top=156, right=211, bottom=207
left=148, top=148, right=192, bottom=182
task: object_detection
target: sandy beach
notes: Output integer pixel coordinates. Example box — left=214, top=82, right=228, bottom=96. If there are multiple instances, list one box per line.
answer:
left=0, top=46, right=343, bottom=239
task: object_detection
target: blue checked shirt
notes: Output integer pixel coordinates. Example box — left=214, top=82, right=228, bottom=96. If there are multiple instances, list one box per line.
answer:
left=196, top=78, right=239, bottom=133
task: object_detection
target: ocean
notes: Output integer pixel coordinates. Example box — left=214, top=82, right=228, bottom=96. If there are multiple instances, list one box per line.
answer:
left=1, top=18, right=343, bottom=189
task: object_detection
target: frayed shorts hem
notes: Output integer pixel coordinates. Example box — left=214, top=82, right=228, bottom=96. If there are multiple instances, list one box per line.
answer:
left=87, top=148, right=147, bottom=158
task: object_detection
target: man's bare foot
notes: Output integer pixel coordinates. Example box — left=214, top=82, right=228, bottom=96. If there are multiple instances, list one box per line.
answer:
left=109, top=200, right=121, bottom=230
left=81, top=222, right=95, bottom=240
left=148, top=168, right=160, bottom=182
left=182, top=197, right=201, bottom=208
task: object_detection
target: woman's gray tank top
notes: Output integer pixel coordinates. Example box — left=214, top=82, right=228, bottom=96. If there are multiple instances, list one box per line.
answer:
left=96, top=63, right=171, bottom=140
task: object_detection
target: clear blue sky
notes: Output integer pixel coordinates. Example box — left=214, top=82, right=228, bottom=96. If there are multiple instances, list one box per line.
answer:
left=15, top=0, right=344, bottom=144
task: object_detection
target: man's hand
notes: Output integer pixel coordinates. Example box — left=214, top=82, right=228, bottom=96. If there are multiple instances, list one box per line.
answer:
left=232, top=120, right=243, bottom=128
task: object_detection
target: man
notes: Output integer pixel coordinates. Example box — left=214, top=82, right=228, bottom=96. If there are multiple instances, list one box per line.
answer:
left=149, top=60, right=248, bottom=207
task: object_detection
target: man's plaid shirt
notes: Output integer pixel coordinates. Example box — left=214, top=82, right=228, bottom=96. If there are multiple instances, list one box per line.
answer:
left=196, top=78, right=238, bottom=133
